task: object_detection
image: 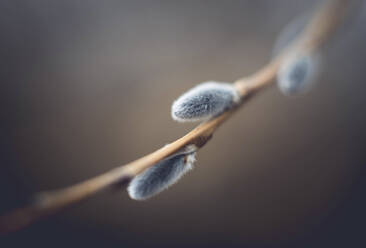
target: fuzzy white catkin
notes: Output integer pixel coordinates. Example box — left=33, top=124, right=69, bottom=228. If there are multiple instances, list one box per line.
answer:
left=171, top=81, right=240, bottom=122
left=277, top=53, right=320, bottom=95
left=127, top=146, right=197, bottom=200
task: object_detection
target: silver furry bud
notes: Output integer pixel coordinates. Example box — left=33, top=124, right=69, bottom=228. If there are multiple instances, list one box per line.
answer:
left=127, top=145, right=197, bottom=200
left=171, top=81, right=240, bottom=122
left=277, top=52, right=320, bottom=95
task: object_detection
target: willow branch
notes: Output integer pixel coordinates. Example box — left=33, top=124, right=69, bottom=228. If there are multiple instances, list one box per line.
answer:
left=0, top=0, right=351, bottom=234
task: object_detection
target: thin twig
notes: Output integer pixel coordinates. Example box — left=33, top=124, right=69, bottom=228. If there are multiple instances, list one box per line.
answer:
left=0, top=0, right=351, bottom=234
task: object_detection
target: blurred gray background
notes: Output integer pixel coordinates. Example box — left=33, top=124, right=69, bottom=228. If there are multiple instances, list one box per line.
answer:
left=1, top=0, right=366, bottom=247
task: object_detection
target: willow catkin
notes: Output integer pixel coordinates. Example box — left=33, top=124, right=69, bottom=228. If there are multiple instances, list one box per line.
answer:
left=277, top=52, right=320, bottom=95
left=171, top=81, right=240, bottom=122
left=127, top=145, right=197, bottom=200
left=273, top=13, right=321, bottom=95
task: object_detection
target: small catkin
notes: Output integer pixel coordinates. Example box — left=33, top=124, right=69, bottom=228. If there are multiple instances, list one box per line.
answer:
left=277, top=52, right=320, bottom=95
left=171, top=81, right=240, bottom=122
left=127, top=146, right=197, bottom=200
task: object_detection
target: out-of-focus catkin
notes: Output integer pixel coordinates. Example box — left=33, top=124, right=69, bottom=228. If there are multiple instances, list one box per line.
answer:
left=127, top=145, right=197, bottom=200
left=277, top=52, right=320, bottom=95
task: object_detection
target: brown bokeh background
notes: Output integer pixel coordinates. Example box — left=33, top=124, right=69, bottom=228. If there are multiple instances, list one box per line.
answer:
left=1, top=0, right=366, bottom=247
